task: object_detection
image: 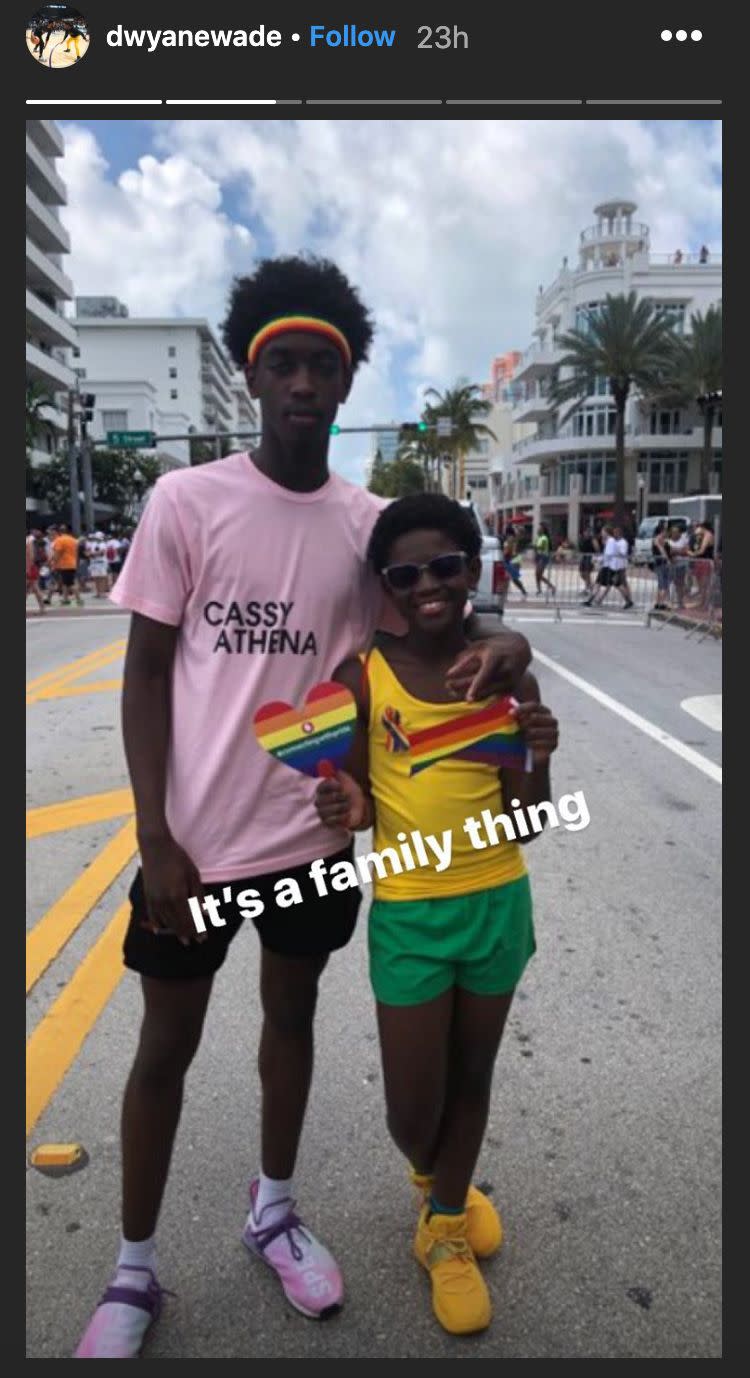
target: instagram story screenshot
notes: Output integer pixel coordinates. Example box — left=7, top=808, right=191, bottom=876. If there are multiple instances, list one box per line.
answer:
left=23, top=2, right=725, bottom=1364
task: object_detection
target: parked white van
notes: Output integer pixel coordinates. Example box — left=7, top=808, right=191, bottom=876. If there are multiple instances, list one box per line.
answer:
left=633, top=514, right=689, bottom=565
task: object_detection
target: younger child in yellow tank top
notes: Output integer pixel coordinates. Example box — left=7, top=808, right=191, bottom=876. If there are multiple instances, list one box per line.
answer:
left=315, top=494, right=559, bottom=1337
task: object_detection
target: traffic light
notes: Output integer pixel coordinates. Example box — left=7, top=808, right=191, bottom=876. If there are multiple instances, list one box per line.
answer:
left=400, top=422, right=430, bottom=436
left=83, top=393, right=95, bottom=422
left=329, top=424, right=341, bottom=435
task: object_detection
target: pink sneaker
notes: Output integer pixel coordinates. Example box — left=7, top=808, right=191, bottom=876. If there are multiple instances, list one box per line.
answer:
left=242, top=1179, right=343, bottom=1319
left=74, top=1265, right=169, bottom=1358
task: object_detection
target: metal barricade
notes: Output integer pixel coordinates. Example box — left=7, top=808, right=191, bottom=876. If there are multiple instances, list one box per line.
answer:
left=501, top=551, right=721, bottom=638
left=502, top=551, right=656, bottom=621
left=647, top=555, right=722, bottom=640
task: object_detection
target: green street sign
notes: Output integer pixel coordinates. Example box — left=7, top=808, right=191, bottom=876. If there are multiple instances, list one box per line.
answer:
left=106, top=431, right=156, bottom=449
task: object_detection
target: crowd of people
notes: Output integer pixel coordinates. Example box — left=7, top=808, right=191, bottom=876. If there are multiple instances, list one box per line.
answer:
left=25, top=526, right=133, bottom=613
left=494, top=519, right=718, bottom=613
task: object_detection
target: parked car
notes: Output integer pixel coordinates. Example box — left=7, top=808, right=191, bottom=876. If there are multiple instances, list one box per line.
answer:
left=633, top=514, right=689, bottom=565
left=458, top=500, right=506, bottom=615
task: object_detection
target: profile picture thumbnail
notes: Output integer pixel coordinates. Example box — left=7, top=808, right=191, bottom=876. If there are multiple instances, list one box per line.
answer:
left=26, top=4, right=90, bottom=68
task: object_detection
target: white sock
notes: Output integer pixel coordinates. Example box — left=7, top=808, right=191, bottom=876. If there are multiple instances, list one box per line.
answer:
left=116, top=1233, right=157, bottom=1287
left=251, top=1173, right=294, bottom=1228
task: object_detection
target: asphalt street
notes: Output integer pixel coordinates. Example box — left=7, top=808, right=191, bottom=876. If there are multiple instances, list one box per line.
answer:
left=26, top=607, right=722, bottom=1359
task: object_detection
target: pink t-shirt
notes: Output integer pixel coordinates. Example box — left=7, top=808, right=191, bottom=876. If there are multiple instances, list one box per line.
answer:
left=111, top=452, right=389, bottom=881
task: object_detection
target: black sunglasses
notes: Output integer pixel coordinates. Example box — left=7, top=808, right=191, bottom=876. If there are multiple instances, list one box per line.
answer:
left=381, top=551, right=469, bottom=592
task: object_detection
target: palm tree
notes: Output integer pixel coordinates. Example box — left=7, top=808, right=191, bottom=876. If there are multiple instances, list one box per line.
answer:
left=423, top=381, right=495, bottom=498
left=549, top=293, right=677, bottom=527
left=646, top=305, right=722, bottom=493
left=395, top=432, right=439, bottom=491
left=26, top=379, right=57, bottom=461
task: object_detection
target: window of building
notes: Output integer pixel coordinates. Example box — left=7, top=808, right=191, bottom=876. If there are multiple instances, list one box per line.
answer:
left=679, top=459, right=689, bottom=489
left=575, top=302, right=603, bottom=334
left=590, top=460, right=603, bottom=494
left=648, top=408, right=682, bottom=436
left=102, top=410, right=128, bottom=432
left=169, top=368, right=177, bottom=379
left=72, top=346, right=80, bottom=358
left=168, top=346, right=176, bottom=357
left=604, top=460, right=616, bottom=490
left=595, top=374, right=609, bottom=396
left=170, top=389, right=178, bottom=400
left=650, top=302, right=687, bottom=335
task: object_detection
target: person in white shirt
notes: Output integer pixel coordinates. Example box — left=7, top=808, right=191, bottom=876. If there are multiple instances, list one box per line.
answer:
left=668, top=525, right=691, bottom=608
left=584, top=524, right=633, bottom=609
left=86, top=531, right=109, bottom=598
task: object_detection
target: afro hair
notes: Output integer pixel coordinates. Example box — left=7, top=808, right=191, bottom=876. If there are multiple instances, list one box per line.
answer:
left=366, top=493, right=483, bottom=573
left=221, top=253, right=375, bottom=372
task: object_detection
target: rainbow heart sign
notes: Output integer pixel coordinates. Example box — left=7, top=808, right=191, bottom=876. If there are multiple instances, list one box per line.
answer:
left=253, top=682, right=357, bottom=778
left=406, top=696, right=530, bottom=775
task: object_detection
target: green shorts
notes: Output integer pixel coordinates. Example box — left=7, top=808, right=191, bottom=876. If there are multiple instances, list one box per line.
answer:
left=369, top=874, right=535, bottom=1007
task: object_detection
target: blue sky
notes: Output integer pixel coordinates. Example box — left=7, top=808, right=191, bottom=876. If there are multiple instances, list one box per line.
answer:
left=59, top=118, right=722, bottom=482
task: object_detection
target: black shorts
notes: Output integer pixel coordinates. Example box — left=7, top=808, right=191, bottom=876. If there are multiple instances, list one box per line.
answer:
left=596, top=568, right=625, bottom=588
left=60, top=569, right=77, bottom=588
left=123, top=841, right=362, bottom=979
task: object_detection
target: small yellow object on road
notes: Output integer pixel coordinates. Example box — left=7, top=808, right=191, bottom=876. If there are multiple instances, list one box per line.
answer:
left=29, top=1143, right=83, bottom=1168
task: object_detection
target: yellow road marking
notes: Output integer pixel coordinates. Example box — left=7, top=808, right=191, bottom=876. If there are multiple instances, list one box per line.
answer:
left=26, top=819, right=138, bottom=993
left=26, top=640, right=126, bottom=697
left=26, top=901, right=130, bottom=1136
left=26, top=789, right=134, bottom=839
left=27, top=646, right=126, bottom=705
left=35, top=678, right=123, bottom=701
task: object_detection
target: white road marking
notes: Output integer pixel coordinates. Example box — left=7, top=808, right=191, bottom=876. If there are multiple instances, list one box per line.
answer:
left=508, top=617, right=643, bottom=626
left=530, top=646, right=722, bottom=785
left=681, top=695, right=722, bottom=733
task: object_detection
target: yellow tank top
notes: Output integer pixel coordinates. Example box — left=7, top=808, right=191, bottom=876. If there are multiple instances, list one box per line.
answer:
left=365, top=647, right=527, bottom=901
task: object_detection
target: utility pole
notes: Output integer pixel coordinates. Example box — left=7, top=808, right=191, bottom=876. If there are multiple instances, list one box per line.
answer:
left=80, top=394, right=96, bottom=531
left=67, top=388, right=81, bottom=536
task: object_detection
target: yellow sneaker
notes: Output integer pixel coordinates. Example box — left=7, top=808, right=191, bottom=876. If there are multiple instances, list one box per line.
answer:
left=413, top=1205, right=491, bottom=1334
left=410, top=1171, right=503, bottom=1259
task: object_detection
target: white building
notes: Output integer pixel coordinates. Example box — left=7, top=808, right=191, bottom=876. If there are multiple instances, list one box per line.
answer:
left=493, top=201, right=722, bottom=541
left=71, top=304, right=256, bottom=465
left=230, top=373, right=258, bottom=447
left=25, top=120, right=77, bottom=493
left=462, top=400, right=537, bottom=517
left=79, top=377, right=192, bottom=469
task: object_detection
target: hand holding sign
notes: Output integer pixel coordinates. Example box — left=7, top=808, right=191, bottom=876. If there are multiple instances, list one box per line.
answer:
left=253, top=682, right=357, bottom=778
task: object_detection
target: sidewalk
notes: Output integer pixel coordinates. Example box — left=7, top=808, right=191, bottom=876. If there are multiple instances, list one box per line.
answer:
left=26, top=601, right=126, bottom=620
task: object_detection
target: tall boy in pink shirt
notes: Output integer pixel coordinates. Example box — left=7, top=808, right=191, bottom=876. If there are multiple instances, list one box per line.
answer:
left=75, top=255, right=531, bottom=1358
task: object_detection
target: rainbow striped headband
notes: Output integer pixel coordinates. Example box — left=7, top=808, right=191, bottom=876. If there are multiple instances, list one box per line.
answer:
left=247, top=316, right=352, bottom=369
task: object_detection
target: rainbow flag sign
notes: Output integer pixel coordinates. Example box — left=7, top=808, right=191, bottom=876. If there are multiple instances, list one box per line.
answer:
left=407, top=696, right=529, bottom=776
left=253, top=682, right=357, bottom=778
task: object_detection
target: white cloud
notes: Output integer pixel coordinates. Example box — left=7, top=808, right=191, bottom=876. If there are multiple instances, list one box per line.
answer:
left=59, top=124, right=254, bottom=322
left=59, top=118, right=721, bottom=484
